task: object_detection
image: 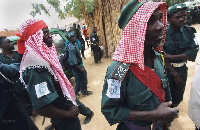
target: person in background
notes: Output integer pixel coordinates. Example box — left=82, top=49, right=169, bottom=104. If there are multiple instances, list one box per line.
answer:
left=164, top=3, right=199, bottom=108
left=82, top=25, right=90, bottom=48
left=18, top=19, right=81, bottom=130
left=65, top=24, right=82, bottom=51
left=90, top=27, right=103, bottom=64
left=77, top=24, right=86, bottom=59
left=66, top=30, right=92, bottom=96
left=81, top=24, right=85, bottom=30
left=0, top=62, right=38, bottom=130
left=0, top=36, right=22, bottom=64
left=101, top=0, right=179, bottom=129
left=186, top=10, right=193, bottom=26
left=57, top=24, right=60, bottom=29
left=0, top=36, right=33, bottom=116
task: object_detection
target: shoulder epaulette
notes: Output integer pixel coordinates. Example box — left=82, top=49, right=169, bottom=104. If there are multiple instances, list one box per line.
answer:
left=183, top=25, right=196, bottom=33
left=111, top=61, right=130, bottom=81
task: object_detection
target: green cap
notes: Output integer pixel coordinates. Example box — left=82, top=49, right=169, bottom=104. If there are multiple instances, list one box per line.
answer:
left=167, top=3, right=187, bottom=17
left=118, top=0, right=147, bottom=30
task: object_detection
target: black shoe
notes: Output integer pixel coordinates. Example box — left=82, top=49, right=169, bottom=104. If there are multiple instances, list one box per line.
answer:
left=83, top=111, right=94, bottom=124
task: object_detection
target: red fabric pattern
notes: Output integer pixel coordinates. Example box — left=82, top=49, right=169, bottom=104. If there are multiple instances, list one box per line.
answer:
left=83, top=29, right=89, bottom=38
left=17, top=39, right=26, bottom=55
left=22, top=20, right=47, bottom=41
left=129, top=63, right=165, bottom=102
left=16, top=20, right=47, bottom=55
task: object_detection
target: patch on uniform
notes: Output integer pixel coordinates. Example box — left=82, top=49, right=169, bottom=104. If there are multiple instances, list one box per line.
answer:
left=111, top=62, right=129, bottom=81
left=106, top=79, right=121, bottom=98
left=176, top=6, right=181, bottom=9
left=35, top=82, right=50, bottom=98
left=194, top=37, right=199, bottom=45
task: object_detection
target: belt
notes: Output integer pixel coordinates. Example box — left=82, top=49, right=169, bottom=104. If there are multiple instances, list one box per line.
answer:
left=124, top=121, right=161, bottom=130
left=124, top=122, right=151, bottom=130
left=171, top=61, right=186, bottom=67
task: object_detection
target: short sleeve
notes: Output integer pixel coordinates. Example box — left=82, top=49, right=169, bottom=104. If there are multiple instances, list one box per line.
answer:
left=183, top=30, right=199, bottom=61
left=101, top=62, right=131, bottom=125
left=22, top=68, right=59, bottom=111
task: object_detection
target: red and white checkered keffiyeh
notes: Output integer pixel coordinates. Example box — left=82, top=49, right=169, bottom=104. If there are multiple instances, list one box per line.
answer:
left=112, top=1, right=167, bottom=69
left=19, top=19, right=76, bottom=105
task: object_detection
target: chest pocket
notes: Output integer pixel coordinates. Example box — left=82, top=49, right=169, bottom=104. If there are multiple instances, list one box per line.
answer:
left=178, top=33, right=192, bottom=49
left=124, top=74, right=158, bottom=111
left=126, top=88, right=158, bottom=111
left=165, top=40, right=177, bottom=51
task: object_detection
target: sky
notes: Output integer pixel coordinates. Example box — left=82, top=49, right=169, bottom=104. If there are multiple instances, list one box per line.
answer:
left=0, top=0, right=78, bottom=31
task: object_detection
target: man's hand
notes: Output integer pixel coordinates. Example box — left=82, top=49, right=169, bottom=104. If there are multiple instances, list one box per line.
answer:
left=163, top=53, right=172, bottom=61
left=66, top=106, right=80, bottom=118
left=155, top=102, right=179, bottom=122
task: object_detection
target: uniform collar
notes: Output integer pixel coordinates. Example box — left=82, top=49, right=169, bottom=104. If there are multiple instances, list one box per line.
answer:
left=168, top=25, right=184, bottom=34
left=1, top=51, right=15, bottom=59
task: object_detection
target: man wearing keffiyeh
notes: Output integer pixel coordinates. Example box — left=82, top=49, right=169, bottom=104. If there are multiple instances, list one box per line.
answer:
left=18, top=19, right=81, bottom=130
left=101, top=0, right=179, bottom=130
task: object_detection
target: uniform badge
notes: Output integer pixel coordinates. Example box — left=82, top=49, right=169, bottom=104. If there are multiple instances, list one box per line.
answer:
left=35, top=82, right=50, bottom=98
left=106, top=79, right=121, bottom=98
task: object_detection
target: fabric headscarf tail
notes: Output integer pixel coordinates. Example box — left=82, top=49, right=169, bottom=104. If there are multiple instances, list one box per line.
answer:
left=112, top=1, right=167, bottom=70
left=19, top=19, right=77, bottom=106
left=15, top=32, right=26, bottom=55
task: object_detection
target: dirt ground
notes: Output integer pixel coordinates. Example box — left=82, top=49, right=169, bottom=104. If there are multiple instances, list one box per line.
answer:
left=33, top=24, right=200, bottom=130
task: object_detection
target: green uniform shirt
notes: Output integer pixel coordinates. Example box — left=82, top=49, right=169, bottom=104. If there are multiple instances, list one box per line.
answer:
left=101, top=50, right=170, bottom=127
left=164, top=25, right=199, bottom=62
left=0, top=51, right=32, bottom=115
left=0, top=51, right=22, bottom=64
left=0, top=51, right=23, bottom=91
left=68, top=42, right=82, bottom=66
left=22, top=68, right=81, bottom=130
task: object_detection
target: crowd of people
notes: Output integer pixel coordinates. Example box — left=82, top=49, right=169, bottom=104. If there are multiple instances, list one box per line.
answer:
left=0, top=0, right=200, bottom=130
left=189, top=5, right=200, bottom=24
